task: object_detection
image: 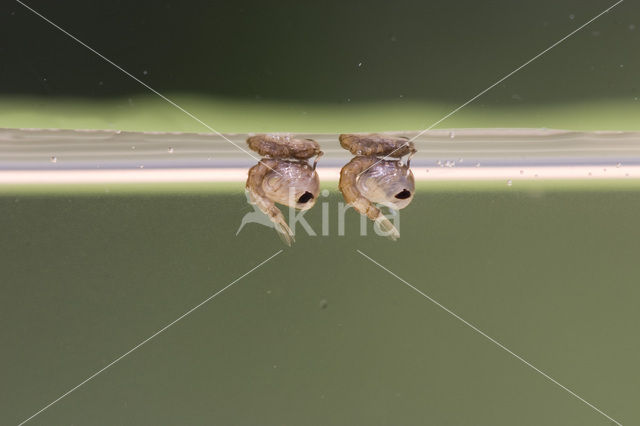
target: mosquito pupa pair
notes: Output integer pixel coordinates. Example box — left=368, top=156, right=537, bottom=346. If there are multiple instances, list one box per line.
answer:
left=245, top=133, right=416, bottom=245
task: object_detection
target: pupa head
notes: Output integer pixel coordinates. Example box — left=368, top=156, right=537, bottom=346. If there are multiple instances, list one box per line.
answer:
left=356, top=159, right=415, bottom=210
left=262, top=160, right=320, bottom=210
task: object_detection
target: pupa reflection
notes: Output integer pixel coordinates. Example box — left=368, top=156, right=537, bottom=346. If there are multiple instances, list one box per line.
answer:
left=339, top=133, right=416, bottom=240
left=245, top=134, right=323, bottom=246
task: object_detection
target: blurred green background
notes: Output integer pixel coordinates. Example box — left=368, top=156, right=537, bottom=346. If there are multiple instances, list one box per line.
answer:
left=2, top=0, right=639, bottom=131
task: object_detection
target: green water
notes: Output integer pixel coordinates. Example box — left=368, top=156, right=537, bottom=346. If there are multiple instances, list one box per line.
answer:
left=1, top=184, right=637, bottom=425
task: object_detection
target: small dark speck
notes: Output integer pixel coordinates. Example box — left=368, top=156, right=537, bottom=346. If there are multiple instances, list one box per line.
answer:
left=319, top=299, right=328, bottom=309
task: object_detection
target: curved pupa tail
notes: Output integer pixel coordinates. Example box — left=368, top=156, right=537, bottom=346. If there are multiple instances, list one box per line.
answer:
left=374, top=214, right=400, bottom=241
left=339, top=156, right=400, bottom=242
left=274, top=220, right=295, bottom=247
left=247, top=160, right=295, bottom=246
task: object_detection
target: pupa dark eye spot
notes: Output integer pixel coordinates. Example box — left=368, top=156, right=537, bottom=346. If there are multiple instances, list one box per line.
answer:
left=395, top=189, right=411, bottom=199
left=298, top=191, right=314, bottom=203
